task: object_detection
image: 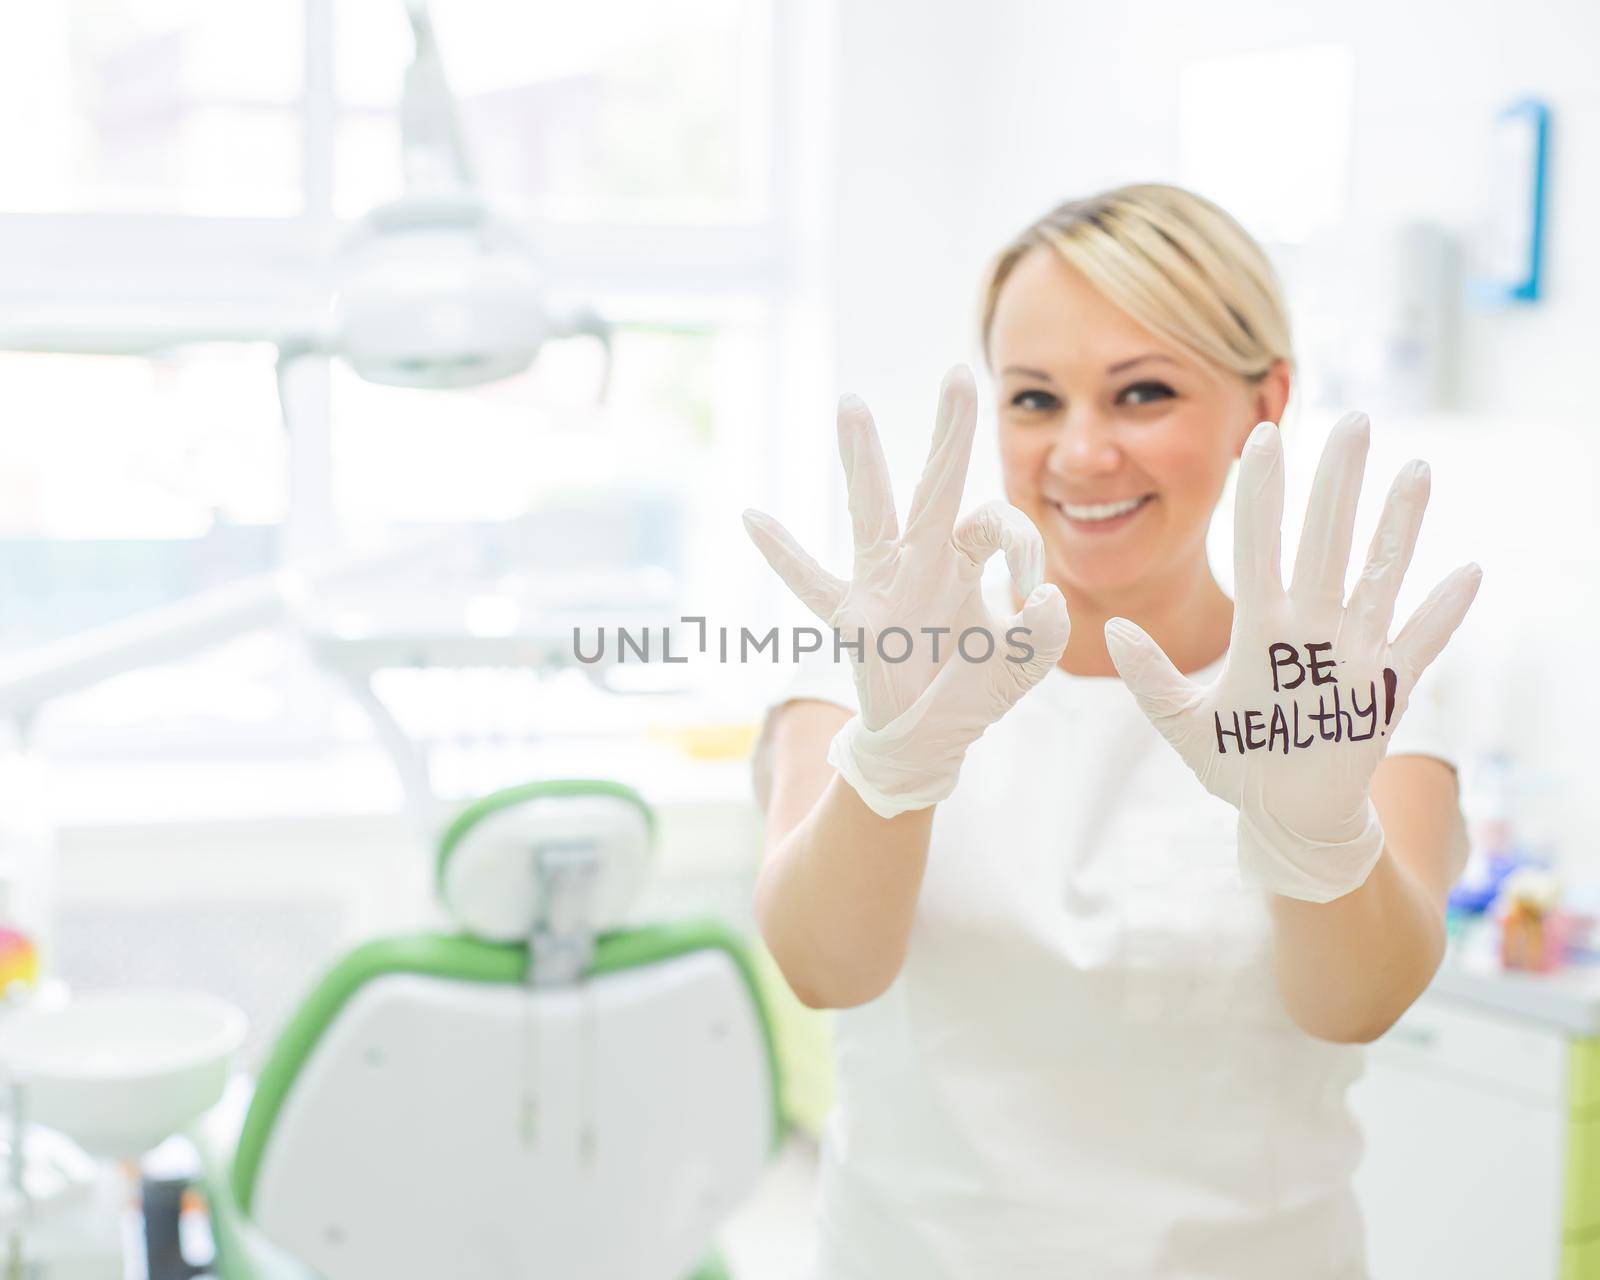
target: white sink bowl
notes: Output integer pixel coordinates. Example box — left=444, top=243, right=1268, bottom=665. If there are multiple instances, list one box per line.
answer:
left=0, top=989, right=247, bottom=1158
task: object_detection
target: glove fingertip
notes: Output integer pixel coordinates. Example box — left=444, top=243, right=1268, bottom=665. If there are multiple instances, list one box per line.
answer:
left=1023, top=579, right=1067, bottom=624
left=1015, top=584, right=1068, bottom=669
left=1449, top=561, right=1484, bottom=615
left=1102, top=615, right=1146, bottom=662
left=740, top=508, right=770, bottom=550
left=941, top=362, right=976, bottom=402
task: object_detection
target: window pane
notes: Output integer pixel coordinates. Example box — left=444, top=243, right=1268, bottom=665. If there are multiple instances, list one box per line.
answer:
left=331, top=322, right=710, bottom=551
left=331, top=112, right=404, bottom=221
left=0, top=2, right=303, bottom=215
left=0, top=349, right=287, bottom=652
left=329, top=314, right=766, bottom=615
left=332, top=0, right=771, bottom=223
left=324, top=308, right=774, bottom=740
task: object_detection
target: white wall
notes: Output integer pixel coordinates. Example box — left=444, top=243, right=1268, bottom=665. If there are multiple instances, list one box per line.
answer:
left=957, top=0, right=1600, bottom=424
left=826, top=0, right=1600, bottom=443
left=816, top=0, right=1600, bottom=869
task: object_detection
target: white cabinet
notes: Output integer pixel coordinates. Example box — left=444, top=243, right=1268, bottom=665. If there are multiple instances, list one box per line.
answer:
left=1350, top=994, right=1595, bottom=1279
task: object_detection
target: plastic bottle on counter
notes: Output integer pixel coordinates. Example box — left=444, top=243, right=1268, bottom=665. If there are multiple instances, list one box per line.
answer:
left=1450, top=751, right=1531, bottom=917
left=0, top=725, right=52, bottom=997
left=0, top=869, right=38, bottom=999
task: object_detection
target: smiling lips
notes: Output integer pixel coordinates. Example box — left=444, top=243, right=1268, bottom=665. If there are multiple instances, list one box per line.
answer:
left=1048, top=493, right=1156, bottom=528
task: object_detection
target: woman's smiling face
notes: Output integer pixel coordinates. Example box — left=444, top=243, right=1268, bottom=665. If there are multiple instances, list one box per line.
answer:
left=988, top=246, right=1282, bottom=606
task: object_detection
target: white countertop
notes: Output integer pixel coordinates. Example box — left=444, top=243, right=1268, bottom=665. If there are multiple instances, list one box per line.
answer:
left=1429, top=945, right=1600, bottom=1037
left=35, top=736, right=758, bottom=832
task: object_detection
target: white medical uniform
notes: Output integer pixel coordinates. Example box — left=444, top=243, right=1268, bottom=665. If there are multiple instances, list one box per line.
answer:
left=751, top=578, right=1458, bottom=1280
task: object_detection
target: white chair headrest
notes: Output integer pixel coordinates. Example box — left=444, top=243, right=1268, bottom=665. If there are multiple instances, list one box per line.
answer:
left=436, top=780, right=655, bottom=942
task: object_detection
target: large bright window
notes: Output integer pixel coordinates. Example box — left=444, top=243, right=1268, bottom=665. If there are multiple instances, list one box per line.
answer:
left=0, top=0, right=797, bottom=774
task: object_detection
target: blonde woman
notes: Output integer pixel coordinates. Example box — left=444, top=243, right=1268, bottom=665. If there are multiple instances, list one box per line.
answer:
left=744, top=184, right=1481, bottom=1277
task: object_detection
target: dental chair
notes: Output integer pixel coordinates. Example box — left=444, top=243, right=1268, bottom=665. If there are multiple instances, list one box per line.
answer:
left=194, top=778, right=785, bottom=1280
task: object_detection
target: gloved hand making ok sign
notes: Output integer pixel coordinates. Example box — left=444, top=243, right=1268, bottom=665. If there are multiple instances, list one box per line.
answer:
left=1104, top=413, right=1482, bottom=903
left=743, top=364, right=1070, bottom=820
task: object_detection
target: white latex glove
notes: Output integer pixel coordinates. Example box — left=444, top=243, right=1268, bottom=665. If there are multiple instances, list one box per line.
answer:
left=743, top=364, right=1069, bottom=819
left=1104, top=413, right=1482, bottom=903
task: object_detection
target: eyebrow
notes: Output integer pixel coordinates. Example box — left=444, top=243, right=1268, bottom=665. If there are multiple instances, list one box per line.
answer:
left=1108, top=354, right=1180, bottom=375
left=1001, top=354, right=1179, bottom=381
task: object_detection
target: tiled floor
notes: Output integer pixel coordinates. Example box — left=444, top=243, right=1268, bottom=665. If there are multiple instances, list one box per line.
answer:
left=719, top=1133, right=822, bottom=1279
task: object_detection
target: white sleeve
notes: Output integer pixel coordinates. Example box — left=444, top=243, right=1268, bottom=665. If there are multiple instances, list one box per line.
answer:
left=749, top=649, right=859, bottom=813
left=1385, top=652, right=1463, bottom=772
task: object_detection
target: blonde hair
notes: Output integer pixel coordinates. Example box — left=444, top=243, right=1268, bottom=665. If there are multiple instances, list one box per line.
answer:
left=978, top=183, right=1293, bottom=384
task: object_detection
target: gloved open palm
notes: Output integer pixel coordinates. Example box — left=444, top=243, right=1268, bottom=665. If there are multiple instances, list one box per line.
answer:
left=1104, top=413, right=1481, bottom=902
left=743, top=365, right=1069, bottom=819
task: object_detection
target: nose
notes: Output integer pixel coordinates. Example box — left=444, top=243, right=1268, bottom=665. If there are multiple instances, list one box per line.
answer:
left=1044, top=407, right=1122, bottom=479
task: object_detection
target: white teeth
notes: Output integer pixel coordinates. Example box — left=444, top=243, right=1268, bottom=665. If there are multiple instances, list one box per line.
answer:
left=1055, top=495, right=1148, bottom=522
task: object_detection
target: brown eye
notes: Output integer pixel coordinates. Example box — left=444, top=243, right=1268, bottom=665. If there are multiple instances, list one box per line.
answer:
left=1010, top=389, right=1060, bottom=412
left=1118, top=380, right=1176, bottom=406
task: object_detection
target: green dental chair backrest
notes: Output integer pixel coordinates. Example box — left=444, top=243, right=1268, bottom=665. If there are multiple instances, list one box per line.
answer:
left=220, top=779, right=784, bottom=1280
